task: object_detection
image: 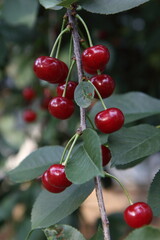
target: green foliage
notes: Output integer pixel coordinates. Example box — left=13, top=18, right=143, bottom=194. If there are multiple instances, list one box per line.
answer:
left=43, top=224, right=86, bottom=240
left=74, top=82, right=94, bottom=108
left=109, top=124, right=160, bottom=167
left=39, top=0, right=62, bottom=9
left=90, top=92, right=160, bottom=125
left=2, top=0, right=38, bottom=27
left=124, top=226, right=160, bottom=240
left=90, top=227, right=103, bottom=240
left=31, top=181, right=94, bottom=229
left=58, top=0, right=78, bottom=7
left=8, top=146, right=64, bottom=183
left=81, top=0, right=150, bottom=15
left=148, top=169, right=160, bottom=217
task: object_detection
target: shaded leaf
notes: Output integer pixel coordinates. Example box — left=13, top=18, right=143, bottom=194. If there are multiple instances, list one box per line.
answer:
left=124, top=226, right=160, bottom=240
left=39, top=0, right=62, bottom=9
left=58, top=0, right=78, bottom=7
left=90, top=227, right=103, bottom=240
left=74, top=82, right=94, bottom=108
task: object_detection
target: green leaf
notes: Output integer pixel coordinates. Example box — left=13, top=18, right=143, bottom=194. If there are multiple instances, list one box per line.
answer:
left=58, top=0, right=78, bottom=7
left=74, top=82, right=94, bottom=108
left=109, top=124, right=160, bottom=167
left=8, top=146, right=64, bottom=183
left=148, top=169, right=160, bottom=217
left=90, top=227, right=103, bottom=240
left=39, top=0, right=62, bottom=9
left=2, top=0, right=38, bottom=28
left=81, top=0, right=150, bottom=15
left=31, top=181, right=94, bottom=229
left=89, top=92, right=160, bottom=125
left=124, top=226, right=160, bottom=240
left=43, top=224, right=86, bottom=240
left=66, top=129, right=104, bottom=184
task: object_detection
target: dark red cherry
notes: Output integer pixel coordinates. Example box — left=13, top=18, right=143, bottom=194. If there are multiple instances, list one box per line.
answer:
left=42, top=170, right=66, bottom=193
left=23, top=109, right=37, bottom=123
left=48, top=96, right=74, bottom=119
left=101, top=145, right=111, bottom=166
left=82, top=45, right=110, bottom=74
left=124, top=202, right=153, bottom=228
left=56, top=81, right=78, bottom=99
left=95, top=108, right=124, bottom=133
left=90, top=74, right=115, bottom=98
left=41, top=96, right=52, bottom=110
left=33, top=56, right=68, bottom=84
left=47, top=164, right=72, bottom=188
left=22, top=87, right=36, bottom=101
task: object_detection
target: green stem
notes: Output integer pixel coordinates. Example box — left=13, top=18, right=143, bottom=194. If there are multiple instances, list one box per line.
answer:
left=104, top=172, right=133, bottom=205
left=50, top=27, right=70, bottom=58
left=25, top=230, right=33, bottom=240
left=55, top=17, right=67, bottom=59
left=62, top=59, right=76, bottom=97
left=60, top=133, right=77, bottom=164
left=63, top=133, right=79, bottom=166
left=86, top=114, right=96, bottom=130
left=88, top=80, right=107, bottom=110
left=76, top=14, right=93, bottom=47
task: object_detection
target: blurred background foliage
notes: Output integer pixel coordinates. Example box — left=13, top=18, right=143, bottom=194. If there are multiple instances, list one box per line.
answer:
left=0, top=0, right=160, bottom=239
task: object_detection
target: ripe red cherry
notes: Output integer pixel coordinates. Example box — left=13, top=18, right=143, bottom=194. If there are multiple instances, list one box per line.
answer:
left=23, top=109, right=37, bottom=123
left=33, top=56, right=68, bottom=84
left=48, top=96, right=74, bottom=119
left=90, top=74, right=115, bottom=98
left=82, top=45, right=110, bottom=74
left=101, top=145, right=111, bottom=166
left=42, top=170, right=66, bottom=193
left=22, top=87, right=36, bottom=101
left=95, top=108, right=124, bottom=133
left=47, top=164, right=72, bottom=188
left=56, top=81, right=78, bottom=100
left=124, top=202, right=153, bottom=228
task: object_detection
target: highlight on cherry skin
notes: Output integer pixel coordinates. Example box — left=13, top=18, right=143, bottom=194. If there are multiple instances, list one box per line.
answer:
left=124, top=202, right=153, bottom=228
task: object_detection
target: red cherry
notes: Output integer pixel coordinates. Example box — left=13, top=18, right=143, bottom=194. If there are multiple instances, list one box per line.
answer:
left=124, top=202, right=153, bottom=228
left=101, top=145, right=111, bottom=166
left=48, top=96, right=74, bottom=120
left=56, top=81, right=78, bottom=100
left=22, top=87, right=36, bottom=101
left=82, top=45, right=110, bottom=74
left=47, top=164, right=72, bottom=188
left=95, top=108, right=124, bottom=133
left=90, top=74, right=115, bottom=98
left=41, top=96, right=52, bottom=110
left=33, top=56, right=68, bottom=84
left=23, top=109, right=37, bottom=123
left=42, top=170, right=66, bottom=193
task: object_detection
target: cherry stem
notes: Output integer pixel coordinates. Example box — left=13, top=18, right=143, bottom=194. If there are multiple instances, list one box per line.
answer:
left=76, top=14, right=93, bottom=47
left=25, top=230, right=33, bottom=240
left=97, top=69, right=101, bottom=75
left=104, top=172, right=133, bottom=205
left=55, top=17, right=67, bottom=59
left=86, top=114, right=96, bottom=130
left=88, top=80, right=107, bottom=110
left=62, top=133, right=79, bottom=166
left=62, top=59, right=76, bottom=97
left=60, top=133, right=78, bottom=164
left=50, top=27, right=70, bottom=58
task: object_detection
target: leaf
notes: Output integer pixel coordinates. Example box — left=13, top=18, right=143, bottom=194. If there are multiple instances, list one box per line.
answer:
left=89, top=92, right=160, bottom=125
left=74, top=82, right=94, bottom=108
left=109, top=124, right=160, bottom=167
left=43, top=224, right=86, bottom=240
left=81, top=0, right=150, bottom=15
left=8, top=146, right=64, bottom=183
left=90, top=227, right=103, bottom=240
left=39, top=0, right=62, bottom=9
left=31, top=181, right=94, bottom=229
left=58, top=0, right=78, bottom=7
left=2, top=0, right=38, bottom=28
left=124, top=226, right=160, bottom=240
left=148, top=169, right=160, bottom=217
left=66, top=129, right=104, bottom=184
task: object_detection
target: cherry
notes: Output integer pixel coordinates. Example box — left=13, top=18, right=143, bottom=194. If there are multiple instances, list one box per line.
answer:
left=22, top=87, right=36, bottom=101
left=101, top=145, right=111, bottom=166
left=33, top=56, right=68, bottom=84
left=47, top=164, right=72, bottom=188
left=124, top=202, right=153, bottom=228
left=41, top=96, right=52, bottom=110
left=23, top=109, right=37, bottom=123
left=82, top=45, right=110, bottom=74
left=56, top=81, right=78, bottom=100
left=90, top=74, right=115, bottom=98
left=48, top=96, right=74, bottom=120
left=95, top=108, right=124, bottom=133
left=42, top=170, right=65, bottom=193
